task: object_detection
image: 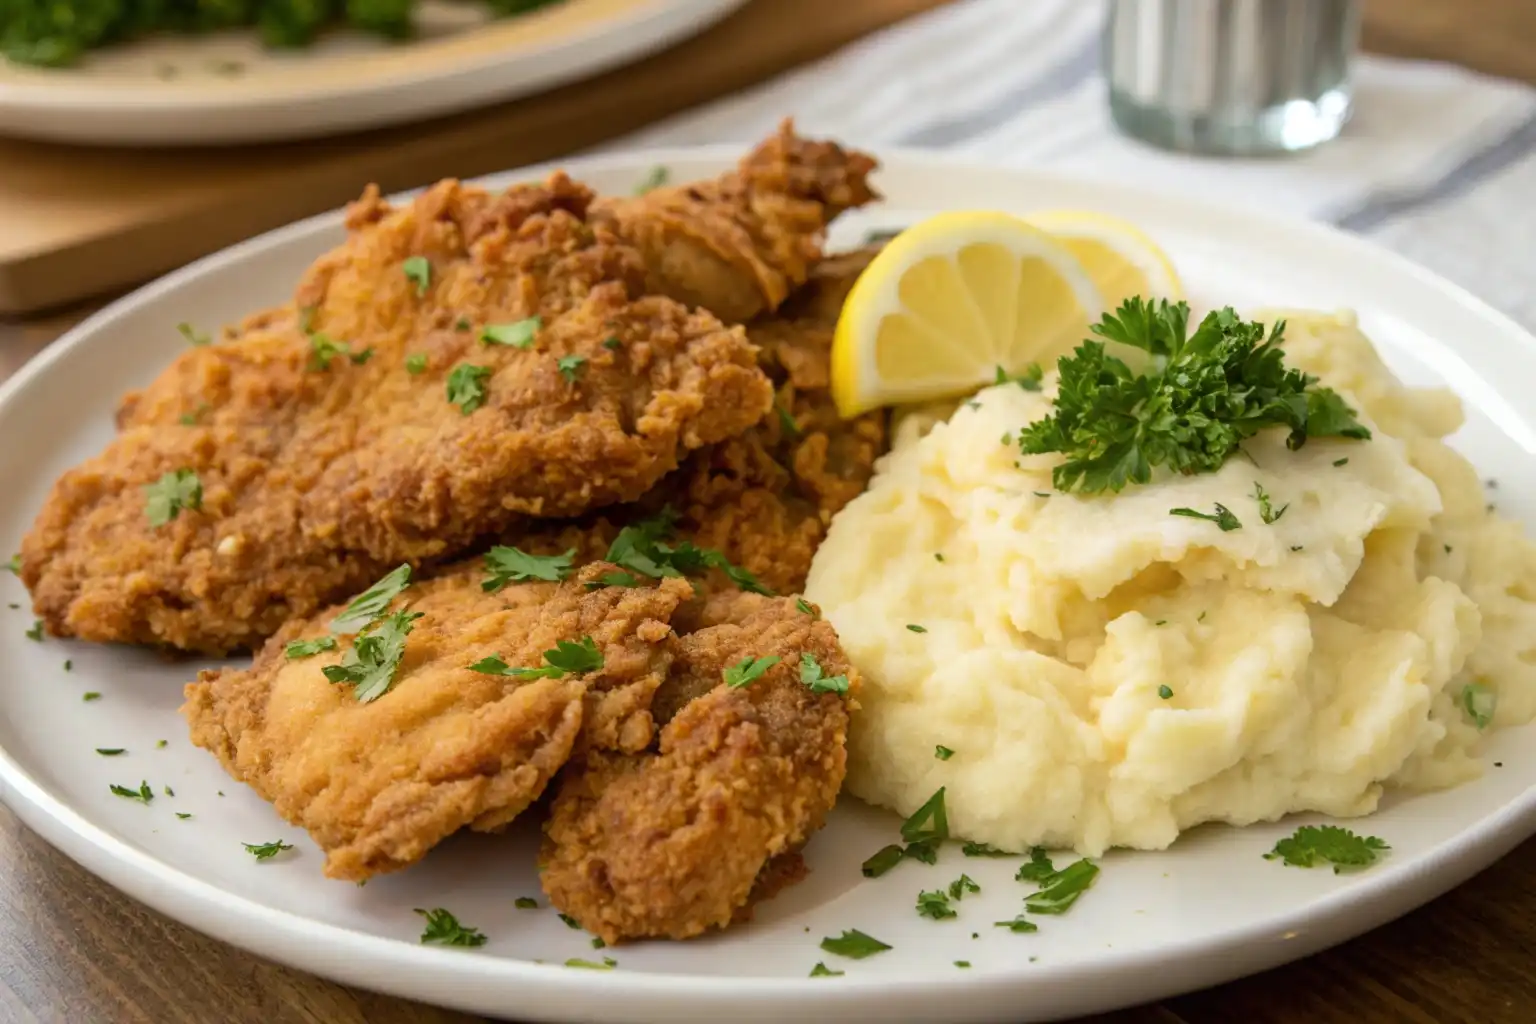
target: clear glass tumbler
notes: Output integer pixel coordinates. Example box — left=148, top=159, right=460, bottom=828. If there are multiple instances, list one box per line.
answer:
left=1104, top=0, right=1360, bottom=156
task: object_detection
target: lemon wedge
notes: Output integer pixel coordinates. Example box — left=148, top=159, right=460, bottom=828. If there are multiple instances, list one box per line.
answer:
left=1021, top=209, right=1183, bottom=310
left=832, top=211, right=1103, bottom=416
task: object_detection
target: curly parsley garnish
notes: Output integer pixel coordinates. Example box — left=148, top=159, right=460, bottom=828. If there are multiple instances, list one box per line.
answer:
left=330, top=564, right=412, bottom=634
left=323, top=610, right=423, bottom=703
left=415, top=908, right=487, bottom=947
left=480, top=317, right=540, bottom=349
left=916, top=888, right=957, bottom=920
left=285, top=636, right=337, bottom=660
left=724, top=655, right=780, bottom=689
left=482, top=546, right=573, bottom=591
left=1014, top=846, right=1055, bottom=882
left=402, top=256, right=431, bottom=297
left=1017, top=299, right=1369, bottom=494
left=819, top=929, right=891, bottom=960
left=470, top=636, right=602, bottom=680
left=800, top=652, right=849, bottom=695
left=446, top=363, right=491, bottom=415
left=1264, top=825, right=1389, bottom=873
left=1169, top=503, right=1242, bottom=531
left=144, top=469, right=202, bottom=527
left=243, top=840, right=294, bottom=861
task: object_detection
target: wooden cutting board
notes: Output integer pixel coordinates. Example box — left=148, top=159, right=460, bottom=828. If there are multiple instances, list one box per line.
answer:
left=0, top=0, right=952, bottom=316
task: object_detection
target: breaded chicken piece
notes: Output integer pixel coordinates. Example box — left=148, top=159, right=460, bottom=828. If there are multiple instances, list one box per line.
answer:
left=183, top=563, right=695, bottom=881
left=22, top=175, right=772, bottom=654
left=540, top=591, right=856, bottom=943
left=501, top=247, right=889, bottom=597
left=592, top=119, right=879, bottom=325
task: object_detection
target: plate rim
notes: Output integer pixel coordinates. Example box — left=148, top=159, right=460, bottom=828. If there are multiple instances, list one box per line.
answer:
left=3, top=143, right=1536, bottom=1020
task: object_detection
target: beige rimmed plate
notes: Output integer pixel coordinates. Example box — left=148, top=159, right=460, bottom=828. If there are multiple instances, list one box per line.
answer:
left=0, top=0, right=745, bottom=145
left=2, top=148, right=1536, bottom=1023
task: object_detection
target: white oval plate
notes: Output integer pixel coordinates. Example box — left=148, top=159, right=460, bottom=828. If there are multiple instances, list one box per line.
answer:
left=2, top=149, right=1535, bottom=1024
left=0, top=0, right=744, bottom=146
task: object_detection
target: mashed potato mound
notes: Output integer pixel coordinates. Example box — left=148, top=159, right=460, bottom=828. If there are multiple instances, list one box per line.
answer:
left=805, top=310, right=1536, bottom=855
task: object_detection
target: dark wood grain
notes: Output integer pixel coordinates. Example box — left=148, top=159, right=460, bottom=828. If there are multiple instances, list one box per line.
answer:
left=5, top=1, right=1536, bottom=1022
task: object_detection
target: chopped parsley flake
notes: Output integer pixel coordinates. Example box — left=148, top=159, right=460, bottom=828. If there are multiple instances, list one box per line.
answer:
left=1170, top=503, right=1242, bottom=531
left=405, top=354, right=427, bottom=375
left=906, top=624, right=927, bottom=633
left=1253, top=482, right=1288, bottom=524
left=809, top=962, right=844, bottom=977
left=955, top=960, right=971, bottom=968
left=564, top=957, right=617, bottom=970
left=935, top=552, right=945, bottom=561
left=110, top=781, right=153, bottom=804
left=819, top=929, right=891, bottom=960
left=285, top=636, right=338, bottom=660
left=633, top=166, right=669, bottom=194
left=556, top=354, right=587, bottom=383
left=4, top=553, right=18, bottom=575
left=83, top=692, right=101, bottom=702
left=95, top=748, right=125, bottom=756
left=446, top=363, right=492, bottom=415
left=1461, top=682, right=1497, bottom=729
left=402, top=256, right=431, bottom=297
left=935, top=745, right=955, bottom=761
left=1014, top=847, right=1056, bottom=882
left=776, top=404, right=801, bottom=437
left=156, top=740, right=167, bottom=749
left=482, top=546, right=574, bottom=591
left=144, top=469, right=203, bottom=527
left=994, top=363, right=1043, bottom=391
left=795, top=598, right=817, bottom=617
left=176, top=322, right=212, bottom=346
left=994, top=915, right=1039, bottom=933
left=1022, top=859, right=1099, bottom=914
left=25, top=619, right=42, bottom=641
left=308, top=333, right=370, bottom=371
left=949, top=874, right=980, bottom=900
left=164, top=786, right=174, bottom=797
left=415, top=907, right=487, bottom=947
left=1157, top=684, right=1173, bottom=700
left=455, top=318, right=472, bottom=332
left=470, top=636, right=602, bottom=680
left=330, top=564, right=412, bottom=634
left=1264, top=825, right=1389, bottom=873
left=962, top=841, right=1012, bottom=858
left=323, top=610, right=424, bottom=703
left=916, top=888, right=957, bottom=920
left=723, top=654, right=780, bottom=689
left=602, top=337, right=622, bottom=351
left=514, top=897, right=538, bottom=909
left=176, top=812, right=193, bottom=820
left=1333, top=457, right=1349, bottom=467
left=591, top=570, right=641, bottom=589
left=800, top=652, right=850, bottom=695
left=243, top=840, right=294, bottom=861
left=480, top=317, right=541, bottom=349
left=558, top=913, right=580, bottom=929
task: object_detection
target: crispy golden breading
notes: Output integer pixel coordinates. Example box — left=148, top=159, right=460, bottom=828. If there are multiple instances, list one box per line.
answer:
left=183, top=563, right=695, bottom=882
left=22, top=177, right=774, bottom=654
left=592, top=119, right=879, bottom=325
left=540, top=592, right=855, bottom=943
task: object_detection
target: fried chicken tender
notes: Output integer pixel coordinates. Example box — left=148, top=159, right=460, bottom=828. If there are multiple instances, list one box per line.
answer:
left=540, top=592, right=856, bottom=943
left=592, top=119, right=879, bottom=324
left=183, top=563, right=695, bottom=881
left=22, top=175, right=773, bottom=654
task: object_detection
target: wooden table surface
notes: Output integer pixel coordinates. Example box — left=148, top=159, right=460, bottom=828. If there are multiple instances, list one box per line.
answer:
left=4, top=1, right=1536, bottom=1022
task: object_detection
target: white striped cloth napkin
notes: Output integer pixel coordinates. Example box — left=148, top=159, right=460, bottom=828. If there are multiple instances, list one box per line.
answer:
left=603, top=0, right=1536, bottom=330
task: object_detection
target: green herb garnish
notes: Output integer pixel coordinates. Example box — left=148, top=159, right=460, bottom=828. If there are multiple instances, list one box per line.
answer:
left=323, top=610, right=423, bottom=703
left=144, top=469, right=202, bottom=527
left=25, top=619, right=42, bottom=641
left=1022, top=858, right=1098, bottom=914
left=470, top=636, right=602, bottom=679
left=1017, top=299, right=1369, bottom=494
left=405, top=354, right=427, bottom=375
left=1264, top=825, right=1389, bottom=873
left=935, top=745, right=954, bottom=761
left=95, top=748, right=125, bottom=756
left=800, top=652, right=850, bottom=695
left=402, top=256, right=431, bottom=297
left=604, top=510, right=772, bottom=595
left=634, top=166, right=669, bottom=194
left=1014, top=847, right=1056, bottom=882
left=861, top=844, right=906, bottom=878
left=819, top=929, right=891, bottom=960
left=482, top=546, right=574, bottom=591
left=243, top=840, right=294, bottom=861
left=514, top=897, right=539, bottom=909
left=809, top=962, right=844, bottom=977
left=446, top=363, right=492, bottom=415
left=415, top=908, right=487, bottom=947
left=177, top=322, right=212, bottom=346
left=556, top=355, right=587, bottom=383
left=906, top=624, right=927, bottom=633
left=480, top=317, right=541, bottom=349
left=564, top=957, right=617, bottom=970
left=916, top=889, right=957, bottom=920
left=795, top=598, right=817, bottom=617
left=902, top=788, right=949, bottom=844
left=1461, top=682, right=1497, bottom=730
left=1254, top=482, right=1288, bottom=524
left=993, top=915, right=1039, bottom=933
left=962, top=842, right=1011, bottom=858
left=330, top=564, right=412, bottom=634
left=1169, top=503, right=1242, bottom=531
left=724, top=655, right=780, bottom=689
left=285, top=636, right=337, bottom=660
left=110, top=781, right=153, bottom=804
left=995, top=362, right=1043, bottom=391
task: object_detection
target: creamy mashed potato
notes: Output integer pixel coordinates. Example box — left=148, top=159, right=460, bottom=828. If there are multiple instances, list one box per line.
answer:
left=806, top=310, right=1536, bottom=855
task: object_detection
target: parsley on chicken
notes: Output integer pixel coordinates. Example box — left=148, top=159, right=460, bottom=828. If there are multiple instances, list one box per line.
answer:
left=1017, top=299, right=1370, bottom=494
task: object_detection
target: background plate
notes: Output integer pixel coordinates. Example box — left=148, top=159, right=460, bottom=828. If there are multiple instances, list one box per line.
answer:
left=0, top=0, right=746, bottom=145
left=1, top=149, right=1535, bottom=1023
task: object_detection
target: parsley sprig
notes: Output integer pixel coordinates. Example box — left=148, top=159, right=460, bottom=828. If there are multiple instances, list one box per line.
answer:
left=1018, top=299, right=1370, bottom=494
left=1265, top=825, right=1389, bottom=873
left=470, top=636, right=603, bottom=680
left=322, top=610, right=423, bottom=703
left=415, top=907, right=487, bottom=947
left=481, top=546, right=573, bottom=591
left=604, top=510, right=772, bottom=595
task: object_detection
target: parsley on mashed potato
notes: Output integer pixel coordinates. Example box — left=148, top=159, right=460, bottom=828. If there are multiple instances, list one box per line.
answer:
left=806, top=310, right=1536, bottom=856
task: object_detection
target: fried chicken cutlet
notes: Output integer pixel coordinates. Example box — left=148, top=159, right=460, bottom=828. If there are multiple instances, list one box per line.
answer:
left=184, top=562, right=697, bottom=881
left=22, top=131, right=878, bottom=654
left=540, top=590, right=856, bottom=943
